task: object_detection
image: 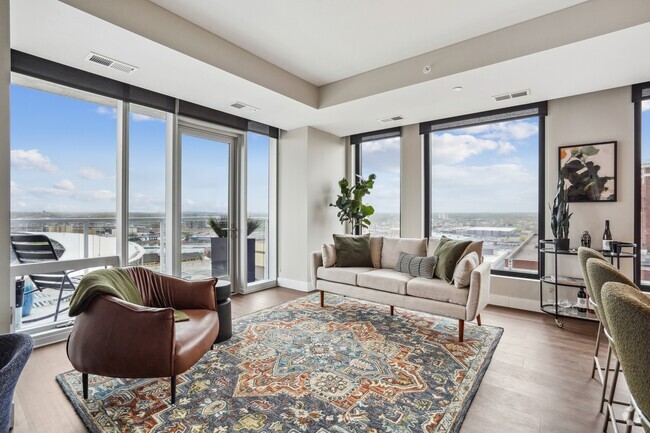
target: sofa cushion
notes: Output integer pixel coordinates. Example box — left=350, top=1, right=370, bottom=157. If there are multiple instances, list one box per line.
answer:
left=322, top=243, right=336, bottom=268
left=381, top=238, right=426, bottom=269
left=453, top=252, right=480, bottom=288
left=406, top=278, right=470, bottom=306
left=357, top=269, right=414, bottom=295
left=317, top=266, right=374, bottom=285
left=433, top=236, right=472, bottom=283
left=334, top=234, right=373, bottom=267
left=394, top=252, right=437, bottom=279
left=370, top=236, right=383, bottom=268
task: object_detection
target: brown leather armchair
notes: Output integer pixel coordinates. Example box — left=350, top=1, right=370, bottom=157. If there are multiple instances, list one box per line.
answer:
left=66, top=267, right=219, bottom=404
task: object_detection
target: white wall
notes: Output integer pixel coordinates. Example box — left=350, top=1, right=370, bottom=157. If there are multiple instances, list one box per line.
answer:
left=278, top=126, right=345, bottom=290
left=0, top=0, right=10, bottom=333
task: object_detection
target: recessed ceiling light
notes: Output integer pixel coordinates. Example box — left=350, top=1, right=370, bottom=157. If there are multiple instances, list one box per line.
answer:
left=452, top=86, right=463, bottom=92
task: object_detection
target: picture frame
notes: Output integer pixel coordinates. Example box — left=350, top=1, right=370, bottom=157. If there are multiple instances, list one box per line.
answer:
left=558, top=141, right=617, bottom=202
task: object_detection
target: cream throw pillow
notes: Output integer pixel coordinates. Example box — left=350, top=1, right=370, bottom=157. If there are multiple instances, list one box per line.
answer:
left=453, top=252, right=480, bottom=288
left=322, top=243, right=336, bottom=268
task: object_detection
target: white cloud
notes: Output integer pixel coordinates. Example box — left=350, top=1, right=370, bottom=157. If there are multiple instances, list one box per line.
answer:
left=361, top=137, right=400, bottom=153
left=29, top=187, right=71, bottom=197
left=96, top=106, right=117, bottom=118
left=11, top=181, right=21, bottom=194
left=183, top=199, right=195, bottom=206
left=54, top=179, right=75, bottom=191
left=430, top=133, right=502, bottom=164
left=497, top=142, right=516, bottom=155
left=11, top=149, right=58, bottom=172
left=74, top=190, right=116, bottom=201
left=456, top=120, right=538, bottom=141
left=643, top=100, right=650, bottom=112
left=78, top=167, right=105, bottom=180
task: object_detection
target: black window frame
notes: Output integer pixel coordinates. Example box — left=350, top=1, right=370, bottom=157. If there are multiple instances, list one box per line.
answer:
left=633, top=81, right=650, bottom=289
left=421, top=102, right=547, bottom=280
left=351, top=127, right=402, bottom=236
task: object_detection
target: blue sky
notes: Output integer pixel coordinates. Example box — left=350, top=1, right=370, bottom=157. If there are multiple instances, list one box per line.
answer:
left=361, top=137, right=400, bottom=215
left=430, top=118, right=539, bottom=213
left=10, top=83, right=270, bottom=216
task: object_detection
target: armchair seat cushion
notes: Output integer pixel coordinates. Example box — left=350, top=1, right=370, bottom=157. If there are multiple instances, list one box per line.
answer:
left=174, top=310, right=220, bottom=374
left=406, top=278, right=469, bottom=306
left=357, top=269, right=414, bottom=295
left=317, top=266, right=374, bottom=285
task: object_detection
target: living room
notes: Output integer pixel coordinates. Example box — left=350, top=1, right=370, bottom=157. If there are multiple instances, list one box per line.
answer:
left=1, top=1, right=650, bottom=432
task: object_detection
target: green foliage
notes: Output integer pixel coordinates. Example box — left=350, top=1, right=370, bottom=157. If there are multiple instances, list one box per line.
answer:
left=560, top=145, right=613, bottom=201
left=329, top=174, right=376, bottom=230
left=208, top=217, right=263, bottom=237
left=549, top=173, right=572, bottom=239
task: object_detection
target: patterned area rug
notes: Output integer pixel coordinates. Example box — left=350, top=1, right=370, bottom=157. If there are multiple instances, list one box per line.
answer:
left=57, top=294, right=502, bottom=433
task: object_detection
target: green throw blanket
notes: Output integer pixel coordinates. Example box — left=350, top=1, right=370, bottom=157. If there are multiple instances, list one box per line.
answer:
left=68, top=268, right=189, bottom=322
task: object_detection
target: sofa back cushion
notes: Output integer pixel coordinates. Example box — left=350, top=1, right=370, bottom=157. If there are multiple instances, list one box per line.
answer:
left=333, top=234, right=373, bottom=267
left=381, top=238, right=426, bottom=269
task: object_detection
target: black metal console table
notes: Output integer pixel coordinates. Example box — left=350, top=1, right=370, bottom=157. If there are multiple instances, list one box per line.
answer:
left=539, top=239, right=637, bottom=328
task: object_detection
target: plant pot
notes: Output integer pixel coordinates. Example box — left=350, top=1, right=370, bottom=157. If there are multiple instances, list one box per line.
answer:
left=555, top=238, right=570, bottom=251
left=210, top=237, right=257, bottom=282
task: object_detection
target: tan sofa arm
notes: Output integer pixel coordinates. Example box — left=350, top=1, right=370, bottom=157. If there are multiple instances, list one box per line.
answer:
left=311, top=251, right=323, bottom=290
left=466, top=261, right=491, bottom=321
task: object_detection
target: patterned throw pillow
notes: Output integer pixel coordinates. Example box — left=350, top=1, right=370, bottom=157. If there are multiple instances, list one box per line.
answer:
left=394, top=252, right=438, bottom=279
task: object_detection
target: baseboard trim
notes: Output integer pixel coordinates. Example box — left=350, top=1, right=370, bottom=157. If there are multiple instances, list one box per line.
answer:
left=277, top=278, right=314, bottom=292
left=489, top=294, right=539, bottom=313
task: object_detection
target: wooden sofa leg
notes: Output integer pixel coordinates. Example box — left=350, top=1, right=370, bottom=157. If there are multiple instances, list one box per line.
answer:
left=320, top=290, right=324, bottom=307
left=476, top=314, right=482, bottom=326
left=390, top=306, right=394, bottom=316
left=458, top=320, right=464, bottom=343
left=171, top=376, right=176, bottom=404
left=82, top=373, right=88, bottom=400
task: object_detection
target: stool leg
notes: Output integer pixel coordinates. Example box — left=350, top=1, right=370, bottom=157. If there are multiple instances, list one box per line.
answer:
left=600, top=344, right=613, bottom=413
left=592, top=321, right=603, bottom=379
left=603, top=359, right=621, bottom=433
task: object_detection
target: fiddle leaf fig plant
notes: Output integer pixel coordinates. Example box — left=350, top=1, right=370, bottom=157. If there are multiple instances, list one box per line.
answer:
left=549, top=173, right=572, bottom=240
left=330, top=174, right=376, bottom=231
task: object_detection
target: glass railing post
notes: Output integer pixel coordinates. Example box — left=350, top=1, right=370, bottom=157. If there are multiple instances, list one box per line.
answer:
left=83, top=222, right=89, bottom=258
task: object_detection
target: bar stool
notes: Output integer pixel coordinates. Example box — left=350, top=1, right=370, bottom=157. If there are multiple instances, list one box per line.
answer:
left=586, top=258, right=641, bottom=431
left=600, top=282, right=650, bottom=433
left=577, top=247, right=608, bottom=382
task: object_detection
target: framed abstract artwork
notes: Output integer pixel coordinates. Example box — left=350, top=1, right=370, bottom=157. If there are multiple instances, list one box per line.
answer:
left=558, top=141, right=617, bottom=202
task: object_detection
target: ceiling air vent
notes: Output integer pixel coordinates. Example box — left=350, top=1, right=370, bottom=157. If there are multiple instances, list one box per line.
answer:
left=493, top=89, right=530, bottom=102
left=378, top=115, right=404, bottom=123
left=230, top=101, right=260, bottom=113
left=85, top=52, right=138, bottom=74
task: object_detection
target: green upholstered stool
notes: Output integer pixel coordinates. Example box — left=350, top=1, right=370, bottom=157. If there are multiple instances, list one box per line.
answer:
left=577, top=247, right=609, bottom=381
left=586, top=258, right=640, bottom=431
left=601, top=282, right=650, bottom=433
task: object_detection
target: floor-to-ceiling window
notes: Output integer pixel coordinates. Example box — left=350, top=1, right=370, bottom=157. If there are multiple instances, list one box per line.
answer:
left=423, top=104, right=545, bottom=277
left=353, top=128, right=401, bottom=237
left=637, top=88, right=650, bottom=286
left=10, top=75, right=118, bottom=328
left=128, top=104, right=167, bottom=272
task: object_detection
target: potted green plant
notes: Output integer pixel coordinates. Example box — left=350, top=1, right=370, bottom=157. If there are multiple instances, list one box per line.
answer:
left=549, top=173, right=572, bottom=251
left=209, top=217, right=264, bottom=281
left=329, top=174, right=376, bottom=233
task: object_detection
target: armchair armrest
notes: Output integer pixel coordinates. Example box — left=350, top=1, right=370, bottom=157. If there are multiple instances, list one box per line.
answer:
left=311, top=251, right=323, bottom=290
left=67, top=295, right=176, bottom=378
left=465, top=261, right=491, bottom=321
left=125, top=267, right=216, bottom=311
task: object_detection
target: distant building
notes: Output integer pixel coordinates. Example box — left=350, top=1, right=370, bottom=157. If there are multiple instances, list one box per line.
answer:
left=460, top=227, right=517, bottom=238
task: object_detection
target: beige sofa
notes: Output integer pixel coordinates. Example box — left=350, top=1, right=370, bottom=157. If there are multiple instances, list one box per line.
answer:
left=310, top=236, right=491, bottom=342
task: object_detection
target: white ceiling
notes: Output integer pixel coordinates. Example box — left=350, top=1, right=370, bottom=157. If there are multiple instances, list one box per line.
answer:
left=149, top=0, right=587, bottom=86
left=9, top=0, right=650, bottom=137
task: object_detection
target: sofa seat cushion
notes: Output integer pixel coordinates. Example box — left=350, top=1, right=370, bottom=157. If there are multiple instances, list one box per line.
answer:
left=406, top=278, right=470, bottom=306
left=357, top=269, right=414, bottom=295
left=317, top=266, right=375, bottom=285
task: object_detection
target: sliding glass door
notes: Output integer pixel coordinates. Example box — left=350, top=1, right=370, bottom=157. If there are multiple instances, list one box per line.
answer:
left=180, top=128, right=235, bottom=282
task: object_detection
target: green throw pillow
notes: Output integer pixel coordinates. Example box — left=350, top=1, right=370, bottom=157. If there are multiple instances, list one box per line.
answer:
left=333, top=234, right=373, bottom=267
left=433, top=236, right=472, bottom=283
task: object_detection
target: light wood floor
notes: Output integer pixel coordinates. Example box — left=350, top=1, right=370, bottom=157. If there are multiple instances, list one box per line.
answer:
left=11, top=288, right=641, bottom=433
